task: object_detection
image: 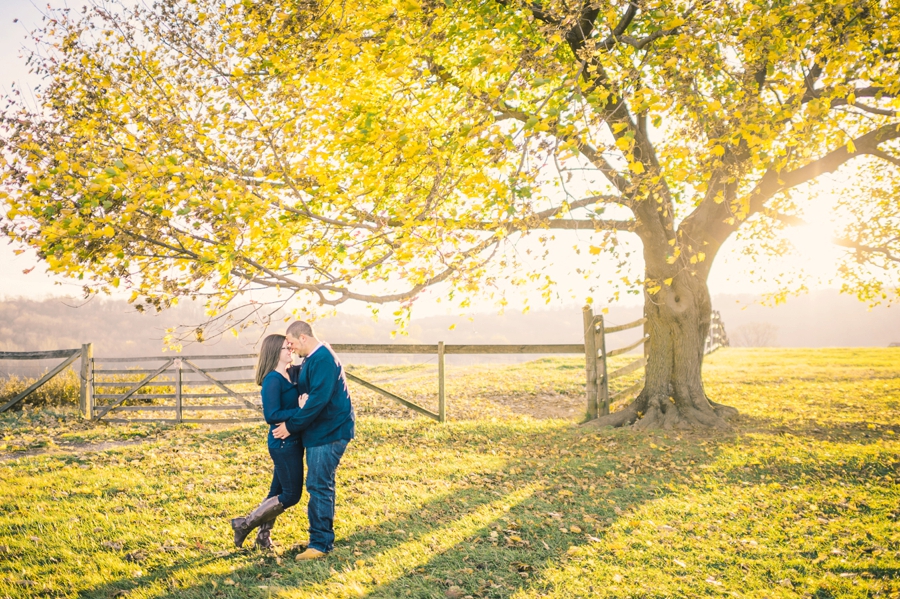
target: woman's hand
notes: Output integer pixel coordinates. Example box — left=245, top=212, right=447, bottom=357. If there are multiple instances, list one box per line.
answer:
left=272, top=422, right=291, bottom=439
left=298, top=393, right=308, bottom=408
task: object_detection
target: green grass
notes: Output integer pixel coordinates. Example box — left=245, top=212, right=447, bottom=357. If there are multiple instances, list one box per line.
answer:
left=0, top=348, right=898, bottom=598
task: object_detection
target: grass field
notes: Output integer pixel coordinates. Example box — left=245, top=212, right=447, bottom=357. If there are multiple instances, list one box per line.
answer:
left=0, top=348, right=898, bottom=598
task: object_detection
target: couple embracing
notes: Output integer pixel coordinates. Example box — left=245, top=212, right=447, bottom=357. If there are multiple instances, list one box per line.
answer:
left=230, top=321, right=355, bottom=560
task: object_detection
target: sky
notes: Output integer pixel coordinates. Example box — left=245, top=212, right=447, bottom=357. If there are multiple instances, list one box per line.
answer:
left=0, top=0, right=851, bottom=317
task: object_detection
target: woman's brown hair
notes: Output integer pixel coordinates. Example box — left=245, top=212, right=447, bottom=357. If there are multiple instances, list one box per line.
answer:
left=256, top=334, right=286, bottom=386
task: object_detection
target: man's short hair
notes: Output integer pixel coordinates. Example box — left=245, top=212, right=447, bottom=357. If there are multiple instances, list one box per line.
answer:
left=286, top=320, right=314, bottom=339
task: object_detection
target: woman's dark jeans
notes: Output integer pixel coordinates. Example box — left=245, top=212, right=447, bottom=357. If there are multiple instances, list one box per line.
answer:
left=267, top=437, right=305, bottom=509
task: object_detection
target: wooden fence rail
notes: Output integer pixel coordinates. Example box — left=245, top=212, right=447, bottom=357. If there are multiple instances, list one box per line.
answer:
left=2, top=308, right=729, bottom=423
left=330, top=342, right=590, bottom=422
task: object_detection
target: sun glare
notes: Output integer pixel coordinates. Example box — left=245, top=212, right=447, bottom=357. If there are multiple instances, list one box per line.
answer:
left=781, top=201, right=843, bottom=284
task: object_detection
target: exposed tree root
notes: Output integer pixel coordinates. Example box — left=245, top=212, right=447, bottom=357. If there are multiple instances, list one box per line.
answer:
left=707, top=398, right=740, bottom=419
left=583, top=392, right=737, bottom=431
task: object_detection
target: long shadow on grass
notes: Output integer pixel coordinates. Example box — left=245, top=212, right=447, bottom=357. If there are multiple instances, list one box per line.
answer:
left=73, top=421, right=724, bottom=599
left=734, top=413, right=899, bottom=445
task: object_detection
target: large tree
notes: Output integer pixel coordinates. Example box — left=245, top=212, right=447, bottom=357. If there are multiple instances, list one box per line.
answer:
left=2, top=0, right=898, bottom=429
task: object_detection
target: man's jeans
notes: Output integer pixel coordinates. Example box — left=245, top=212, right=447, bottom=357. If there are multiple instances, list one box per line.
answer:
left=306, top=438, right=349, bottom=553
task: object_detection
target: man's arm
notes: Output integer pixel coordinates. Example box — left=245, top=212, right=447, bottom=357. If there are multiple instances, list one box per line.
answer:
left=282, top=355, right=337, bottom=434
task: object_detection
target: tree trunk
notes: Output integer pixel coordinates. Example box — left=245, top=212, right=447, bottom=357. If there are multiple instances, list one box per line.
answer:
left=589, top=271, right=739, bottom=430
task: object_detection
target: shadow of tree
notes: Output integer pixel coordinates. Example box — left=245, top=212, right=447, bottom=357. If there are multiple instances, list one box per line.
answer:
left=733, top=413, right=899, bottom=446
left=69, top=421, right=720, bottom=599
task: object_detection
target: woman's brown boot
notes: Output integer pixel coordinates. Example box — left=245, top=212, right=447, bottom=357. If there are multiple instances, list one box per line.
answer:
left=255, top=518, right=276, bottom=549
left=231, top=496, right=284, bottom=548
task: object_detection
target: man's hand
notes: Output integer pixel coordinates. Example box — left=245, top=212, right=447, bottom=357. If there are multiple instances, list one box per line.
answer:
left=272, top=422, right=291, bottom=439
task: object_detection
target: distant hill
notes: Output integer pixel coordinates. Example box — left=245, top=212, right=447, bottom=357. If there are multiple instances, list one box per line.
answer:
left=1, top=290, right=896, bottom=376
left=714, top=290, right=900, bottom=348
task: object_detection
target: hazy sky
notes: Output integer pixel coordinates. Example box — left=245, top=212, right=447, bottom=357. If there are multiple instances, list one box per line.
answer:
left=0, top=0, right=849, bottom=316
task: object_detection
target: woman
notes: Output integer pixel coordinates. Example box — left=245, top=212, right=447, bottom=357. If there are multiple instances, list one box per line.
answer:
left=230, top=334, right=305, bottom=549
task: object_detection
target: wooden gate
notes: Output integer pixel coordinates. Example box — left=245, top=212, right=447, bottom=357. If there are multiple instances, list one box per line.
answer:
left=0, top=345, right=92, bottom=413
left=90, top=354, right=262, bottom=423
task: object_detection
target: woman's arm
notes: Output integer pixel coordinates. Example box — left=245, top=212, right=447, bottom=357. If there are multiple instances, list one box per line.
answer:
left=261, top=375, right=302, bottom=425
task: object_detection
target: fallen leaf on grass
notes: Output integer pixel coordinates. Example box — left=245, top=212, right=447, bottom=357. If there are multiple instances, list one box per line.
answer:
left=445, top=586, right=465, bottom=599
left=102, top=541, right=124, bottom=551
left=705, top=576, right=722, bottom=586
left=673, top=559, right=687, bottom=568
left=124, top=551, right=146, bottom=563
left=612, top=574, right=623, bottom=583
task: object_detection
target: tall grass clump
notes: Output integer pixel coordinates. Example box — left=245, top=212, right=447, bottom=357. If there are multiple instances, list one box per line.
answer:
left=0, top=368, right=81, bottom=409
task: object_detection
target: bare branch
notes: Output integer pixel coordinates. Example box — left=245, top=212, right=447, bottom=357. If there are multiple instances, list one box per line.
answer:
left=544, top=219, right=636, bottom=231
left=834, top=237, right=900, bottom=263
left=871, top=149, right=900, bottom=169
left=533, top=194, right=628, bottom=220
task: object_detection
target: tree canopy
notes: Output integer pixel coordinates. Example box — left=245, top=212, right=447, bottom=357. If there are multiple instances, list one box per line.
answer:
left=2, top=0, right=898, bottom=323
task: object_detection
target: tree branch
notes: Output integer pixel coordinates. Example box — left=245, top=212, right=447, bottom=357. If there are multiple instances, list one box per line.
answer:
left=834, top=237, right=900, bottom=263
left=544, top=218, right=635, bottom=231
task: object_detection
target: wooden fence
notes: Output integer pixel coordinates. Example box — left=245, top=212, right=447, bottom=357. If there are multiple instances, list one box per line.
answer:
left=88, top=353, right=262, bottom=424
left=705, top=310, right=730, bottom=353
left=582, top=306, right=649, bottom=418
left=1, top=307, right=730, bottom=423
left=0, top=345, right=93, bottom=413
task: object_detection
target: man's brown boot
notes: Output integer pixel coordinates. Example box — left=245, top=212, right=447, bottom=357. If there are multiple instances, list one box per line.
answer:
left=231, top=496, right=285, bottom=548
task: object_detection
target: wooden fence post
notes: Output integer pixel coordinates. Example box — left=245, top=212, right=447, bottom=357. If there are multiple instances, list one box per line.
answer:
left=175, top=358, right=183, bottom=423
left=596, top=314, right=610, bottom=416
left=583, top=306, right=599, bottom=420
left=80, top=343, right=93, bottom=420
left=438, top=341, right=446, bottom=423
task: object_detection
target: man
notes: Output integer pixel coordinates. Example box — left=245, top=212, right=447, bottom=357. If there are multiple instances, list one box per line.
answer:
left=274, top=320, right=355, bottom=560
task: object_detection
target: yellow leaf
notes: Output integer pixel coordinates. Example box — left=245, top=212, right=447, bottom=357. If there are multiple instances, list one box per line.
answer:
left=629, top=161, right=645, bottom=174
left=589, top=245, right=602, bottom=255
